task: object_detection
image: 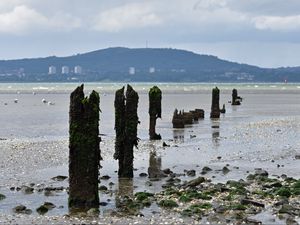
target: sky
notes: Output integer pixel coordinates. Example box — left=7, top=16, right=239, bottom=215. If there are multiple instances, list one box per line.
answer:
left=0, top=0, right=300, bottom=68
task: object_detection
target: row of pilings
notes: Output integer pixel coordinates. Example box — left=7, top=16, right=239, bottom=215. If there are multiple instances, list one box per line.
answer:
left=68, top=84, right=241, bottom=210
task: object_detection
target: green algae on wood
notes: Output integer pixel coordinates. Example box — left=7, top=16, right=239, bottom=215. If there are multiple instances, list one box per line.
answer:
left=114, top=86, right=126, bottom=175
left=149, top=86, right=162, bottom=140
left=114, top=85, right=139, bottom=178
left=69, top=84, right=101, bottom=209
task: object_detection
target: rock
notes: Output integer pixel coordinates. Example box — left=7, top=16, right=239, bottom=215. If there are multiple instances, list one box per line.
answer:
left=145, top=181, right=153, bottom=187
left=214, top=205, right=226, bottom=214
left=99, top=185, right=108, bottom=191
left=9, top=187, right=15, bottom=191
left=36, top=205, right=49, bottom=215
left=43, top=202, right=56, bottom=209
left=274, top=199, right=289, bottom=207
left=108, top=182, right=115, bottom=186
left=162, top=142, right=170, bottom=147
left=279, top=204, right=299, bottom=215
left=295, top=155, right=300, bottom=160
left=99, top=202, right=108, bottom=206
left=163, top=168, right=173, bottom=174
left=139, top=173, right=148, bottom=177
left=245, top=218, right=262, bottom=224
left=222, top=166, right=230, bottom=174
left=186, top=169, right=196, bottom=177
left=13, top=205, right=32, bottom=214
left=184, top=176, right=205, bottom=188
left=100, top=175, right=111, bottom=180
left=217, top=156, right=222, bottom=160
left=51, top=175, right=68, bottom=181
left=21, top=185, right=34, bottom=194
left=87, top=208, right=99, bottom=216
left=241, top=198, right=265, bottom=208
left=0, top=193, right=6, bottom=201
left=254, top=169, right=268, bottom=177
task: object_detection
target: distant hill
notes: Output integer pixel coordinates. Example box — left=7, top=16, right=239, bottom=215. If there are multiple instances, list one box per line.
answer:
left=0, top=47, right=299, bottom=82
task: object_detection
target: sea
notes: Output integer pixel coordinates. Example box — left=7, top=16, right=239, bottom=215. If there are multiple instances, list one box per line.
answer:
left=0, top=82, right=299, bottom=221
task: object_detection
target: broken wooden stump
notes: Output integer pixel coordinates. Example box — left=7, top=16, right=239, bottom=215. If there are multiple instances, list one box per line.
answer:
left=183, top=111, right=193, bottom=124
left=114, top=85, right=139, bottom=178
left=232, top=89, right=242, bottom=105
left=172, top=109, right=184, bottom=128
left=190, top=109, right=205, bottom=120
left=69, top=84, right=101, bottom=209
left=149, top=86, right=162, bottom=140
left=210, top=87, right=220, bottom=118
left=220, top=104, right=226, bottom=114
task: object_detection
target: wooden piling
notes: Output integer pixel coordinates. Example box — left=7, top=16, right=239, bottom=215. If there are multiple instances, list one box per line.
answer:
left=69, top=84, right=101, bottom=209
left=149, top=86, right=162, bottom=140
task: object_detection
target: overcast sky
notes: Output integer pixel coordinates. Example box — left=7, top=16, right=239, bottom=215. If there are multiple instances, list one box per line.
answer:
left=0, top=0, right=300, bottom=68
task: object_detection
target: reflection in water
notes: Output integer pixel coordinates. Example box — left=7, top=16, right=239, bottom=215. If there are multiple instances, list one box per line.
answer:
left=115, top=178, right=134, bottom=209
left=69, top=203, right=99, bottom=216
left=211, top=121, right=220, bottom=148
left=148, top=151, right=165, bottom=179
left=212, top=130, right=220, bottom=147
left=173, top=129, right=184, bottom=143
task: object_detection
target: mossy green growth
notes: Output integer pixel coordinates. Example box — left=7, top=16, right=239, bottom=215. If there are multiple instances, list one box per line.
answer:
left=163, top=188, right=181, bottom=196
left=0, top=193, right=6, bottom=201
left=190, top=203, right=212, bottom=210
left=158, top=199, right=178, bottom=208
left=275, top=187, right=291, bottom=197
left=227, top=203, right=247, bottom=211
left=179, top=195, right=192, bottom=203
left=134, top=192, right=154, bottom=202
left=292, top=180, right=300, bottom=189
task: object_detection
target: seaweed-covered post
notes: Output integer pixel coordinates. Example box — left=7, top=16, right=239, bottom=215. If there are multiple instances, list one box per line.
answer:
left=123, top=85, right=139, bottom=178
left=149, top=86, right=162, bottom=140
left=232, top=89, right=241, bottom=105
left=114, top=87, right=126, bottom=177
left=69, top=84, right=101, bottom=209
left=114, top=85, right=139, bottom=178
left=210, top=87, right=220, bottom=118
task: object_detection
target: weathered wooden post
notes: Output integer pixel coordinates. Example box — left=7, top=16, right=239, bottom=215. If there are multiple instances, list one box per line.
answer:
left=123, top=85, right=139, bottom=178
left=69, top=84, right=101, bottom=209
left=114, top=87, right=126, bottom=176
left=232, top=89, right=241, bottom=105
left=149, top=86, right=162, bottom=140
left=114, top=85, right=139, bottom=178
left=210, top=87, right=220, bottom=118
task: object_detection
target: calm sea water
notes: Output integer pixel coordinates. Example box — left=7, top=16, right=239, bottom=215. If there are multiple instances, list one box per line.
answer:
left=0, top=82, right=299, bottom=139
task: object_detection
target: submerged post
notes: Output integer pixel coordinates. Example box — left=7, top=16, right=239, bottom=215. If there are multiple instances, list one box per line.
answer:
left=210, top=87, right=220, bottom=118
left=114, top=85, right=139, bottom=178
left=149, top=86, right=162, bottom=140
left=69, top=84, right=101, bottom=209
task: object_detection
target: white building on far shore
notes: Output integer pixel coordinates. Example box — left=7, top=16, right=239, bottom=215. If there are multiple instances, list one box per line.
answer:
left=48, top=66, right=56, bottom=74
left=129, top=67, right=135, bottom=75
left=62, top=66, right=69, bottom=74
left=149, top=67, right=155, bottom=73
left=74, top=66, right=82, bottom=74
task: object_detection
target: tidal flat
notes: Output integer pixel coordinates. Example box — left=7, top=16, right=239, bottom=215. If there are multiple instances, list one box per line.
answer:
left=0, top=83, right=299, bottom=224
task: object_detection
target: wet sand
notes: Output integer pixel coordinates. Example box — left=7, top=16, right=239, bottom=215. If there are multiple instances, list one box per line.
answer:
left=0, top=83, right=299, bottom=224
